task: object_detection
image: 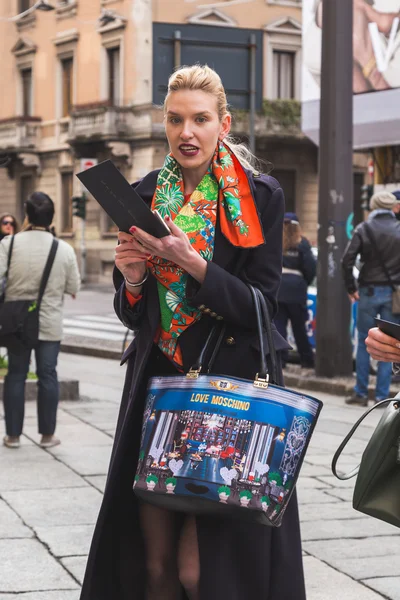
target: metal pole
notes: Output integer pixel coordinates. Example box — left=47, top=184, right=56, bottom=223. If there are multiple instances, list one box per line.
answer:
left=80, top=217, right=86, bottom=283
left=315, top=0, right=353, bottom=377
left=249, top=34, right=256, bottom=154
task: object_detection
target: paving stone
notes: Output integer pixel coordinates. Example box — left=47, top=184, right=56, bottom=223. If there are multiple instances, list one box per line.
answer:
left=300, top=502, right=359, bottom=522
left=324, top=488, right=354, bottom=502
left=0, top=459, right=87, bottom=491
left=328, top=556, right=400, bottom=580
left=316, top=474, right=357, bottom=488
left=296, top=476, right=333, bottom=490
left=0, top=499, right=32, bottom=538
left=363, top=578, right=400, bottom=600
left=300, top=463, right=333, bottom=477
left=0, top=445, right=52, bottom=464
left=48, top=445, right=112, bottom=476
left=0, top=592, right=80, bottom=600
left=301, top=516, right=399, bottom=541
left=297, top=488, right=341, bottom=505
left=304, top=536, right=400, bottom=560
left=2, top=487, right=102, bottom=527
left=23, top=422, right=112, bottom=447
left=303, top=556, right=386, bottom=600
left=65, top=405, right=118, bottom=427
left=0, top=539, right=78, bottom=592
left=85, top=475, right=106, bottom=493
left=61, top=556, right=88, bottom=585
left=34, top=524, right=95, bottom=557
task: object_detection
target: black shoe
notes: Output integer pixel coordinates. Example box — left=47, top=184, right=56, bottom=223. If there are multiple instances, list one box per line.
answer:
left=345, top=393, right=368, bottom=407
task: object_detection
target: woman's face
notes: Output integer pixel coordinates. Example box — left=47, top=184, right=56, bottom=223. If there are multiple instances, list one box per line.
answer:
left=1, top=216, right=15, bottom=236
left=165, top=90, right=231, bottom=175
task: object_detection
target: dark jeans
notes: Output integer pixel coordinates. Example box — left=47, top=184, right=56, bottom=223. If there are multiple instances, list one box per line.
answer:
left=275, top=302, right=314, bottom=367
left=3, top=341, right=60, bottom=437
left=355, top=286, right=400, bottom=401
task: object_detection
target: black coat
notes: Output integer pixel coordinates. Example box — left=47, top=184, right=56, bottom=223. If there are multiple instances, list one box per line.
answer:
left=342, top=212, right=400, bottom=294
left=278, top=237, right=316, bottom=305
left=80, top=168, right=306, bottom=600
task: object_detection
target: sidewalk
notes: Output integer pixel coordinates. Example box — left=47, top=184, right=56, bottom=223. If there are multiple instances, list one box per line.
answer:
left=0, top=352, right=399, bottom=599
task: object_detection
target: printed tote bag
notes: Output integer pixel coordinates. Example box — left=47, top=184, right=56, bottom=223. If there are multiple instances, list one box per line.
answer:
left=134, top=286, right=323, bottom=526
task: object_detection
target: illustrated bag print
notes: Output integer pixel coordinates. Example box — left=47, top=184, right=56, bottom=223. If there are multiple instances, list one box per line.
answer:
left=134, top=287, right=323, bottom=527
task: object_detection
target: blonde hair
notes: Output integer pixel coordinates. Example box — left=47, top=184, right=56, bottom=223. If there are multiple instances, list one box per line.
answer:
left=164, top=64, right=260, bottom=172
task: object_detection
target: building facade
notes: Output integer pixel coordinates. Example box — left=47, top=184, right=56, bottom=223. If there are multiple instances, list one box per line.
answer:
left=0, top=0, right=354, bottom=280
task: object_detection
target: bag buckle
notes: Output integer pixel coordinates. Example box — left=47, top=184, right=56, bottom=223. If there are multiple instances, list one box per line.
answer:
left=254, top=373, right=269, bottom=389
left=187, top=367, right=201, bottom=379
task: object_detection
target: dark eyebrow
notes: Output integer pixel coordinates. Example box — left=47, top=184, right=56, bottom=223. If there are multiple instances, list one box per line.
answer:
left=166, top=111, right=212, bottom=117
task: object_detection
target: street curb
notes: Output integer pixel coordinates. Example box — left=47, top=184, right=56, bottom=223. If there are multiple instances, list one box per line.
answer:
left=60, top=343, right=121, bottom=361
left=283, top=371, right=398, bottom=399
left=0, top=378, right=79, bottom=401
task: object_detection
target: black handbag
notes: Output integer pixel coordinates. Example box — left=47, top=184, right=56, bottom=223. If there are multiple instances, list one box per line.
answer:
left=0, top=235, right=59, bottom=354
left=332, top=394, right=400, bottom=528
left=134, top=286, right=323, bottom=526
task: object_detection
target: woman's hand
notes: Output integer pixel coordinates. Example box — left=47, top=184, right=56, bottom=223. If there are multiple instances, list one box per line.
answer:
left=115, top=231, right=149, bottom=284
left=131, top=217, right=207, bottom=284
left=366, top=327, right=400, bottom=363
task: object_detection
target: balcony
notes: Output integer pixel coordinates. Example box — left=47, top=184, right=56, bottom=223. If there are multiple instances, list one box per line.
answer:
left=231, top=100, right=303, bottom=140
left=68, top=102, right=136, bottom=143
left=0, top=117, right=41, bottom=152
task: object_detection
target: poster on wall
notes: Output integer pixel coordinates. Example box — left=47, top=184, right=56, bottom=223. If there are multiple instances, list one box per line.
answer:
left=302, top=0, right=400, bottom=148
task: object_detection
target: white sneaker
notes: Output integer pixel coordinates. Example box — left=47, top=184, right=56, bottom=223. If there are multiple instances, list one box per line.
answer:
left=3, top=436, right=20, bottom=449
left=40, top=435, right=61, bottom=448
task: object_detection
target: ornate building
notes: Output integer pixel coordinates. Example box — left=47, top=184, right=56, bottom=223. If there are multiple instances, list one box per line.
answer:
left=0, top=0, right=336, bottom=280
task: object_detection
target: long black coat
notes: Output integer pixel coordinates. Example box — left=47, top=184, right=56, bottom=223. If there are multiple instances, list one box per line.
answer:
left=80, top=168, right=306, bottom=600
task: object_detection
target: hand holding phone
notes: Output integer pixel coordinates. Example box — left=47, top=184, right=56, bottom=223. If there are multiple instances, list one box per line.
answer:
left=375, top=318, right=400, bottom=342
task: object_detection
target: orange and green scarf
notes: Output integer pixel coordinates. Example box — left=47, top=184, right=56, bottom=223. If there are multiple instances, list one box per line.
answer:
left=149, top=142, right=264, bottom=368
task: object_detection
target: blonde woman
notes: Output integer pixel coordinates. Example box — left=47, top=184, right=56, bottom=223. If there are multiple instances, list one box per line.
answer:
left=81, top=66, right=305, bottom=600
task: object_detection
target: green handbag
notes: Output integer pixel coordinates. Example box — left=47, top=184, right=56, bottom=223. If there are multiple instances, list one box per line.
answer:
left=332, top=393, right=400, bottom=528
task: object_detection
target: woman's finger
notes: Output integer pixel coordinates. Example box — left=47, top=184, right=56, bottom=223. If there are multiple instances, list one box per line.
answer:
left=118, top=231, right=134, bottom=244
left=164, top=216, right=185, bottom=239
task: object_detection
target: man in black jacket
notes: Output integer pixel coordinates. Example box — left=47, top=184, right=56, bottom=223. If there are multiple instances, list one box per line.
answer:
left=342, top=191, right=400, bottom=406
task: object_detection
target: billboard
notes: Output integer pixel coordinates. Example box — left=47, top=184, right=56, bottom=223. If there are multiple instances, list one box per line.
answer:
left=302, top=0, right=400, bottom=148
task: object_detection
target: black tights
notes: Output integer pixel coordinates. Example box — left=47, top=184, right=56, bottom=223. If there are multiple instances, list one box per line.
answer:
left=140, top=503, right=200, bottom=600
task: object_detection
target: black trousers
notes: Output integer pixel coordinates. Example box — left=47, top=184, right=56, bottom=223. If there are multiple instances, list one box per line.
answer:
left=275, top=302, right=314, bottom=367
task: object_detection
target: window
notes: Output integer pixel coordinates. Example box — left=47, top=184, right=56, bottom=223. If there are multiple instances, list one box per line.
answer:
left=273, top=51, right=295, bottom=99
left=273, top=169, right=296, bottom=213
left=61, top=57, right=73, bottom=117
left=61, top=172, right=73, bottom=232
left=107, top=46, right=120, bottom=105
left=18, top=0, right=34, bottom=13
left=19, top=175, right=34, bottom=221
left=21, top=68, right=33, bottom=117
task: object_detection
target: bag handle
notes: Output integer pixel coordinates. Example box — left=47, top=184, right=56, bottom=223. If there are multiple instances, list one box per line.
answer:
left=37, top=239, right=59, bottom=308
left=2, top=235, right=15, bottom=288
left=364, top=224, right=396, bottom=292
left=189, top=284, right=278, bottom=384
left=331, top=398, right=395, bottom=480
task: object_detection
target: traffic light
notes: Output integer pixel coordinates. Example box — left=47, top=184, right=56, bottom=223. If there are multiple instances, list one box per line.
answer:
left=72, top=194, right=87, bottom=219
left=360, top=184, right=374, bottom=211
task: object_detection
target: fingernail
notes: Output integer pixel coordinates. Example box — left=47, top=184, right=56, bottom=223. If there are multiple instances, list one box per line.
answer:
left=130, top=226, right=136, bottom=233
left=147, top=254, right=152, bottom=259
left=396, top=343, right=400, bottom=349
left=165, top=215, right=170, bottom=221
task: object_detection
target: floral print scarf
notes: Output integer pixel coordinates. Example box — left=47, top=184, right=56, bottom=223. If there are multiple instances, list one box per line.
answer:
left=149, top=142, right=264, bottom=368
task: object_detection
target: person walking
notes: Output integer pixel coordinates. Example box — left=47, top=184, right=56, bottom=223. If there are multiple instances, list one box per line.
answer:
left=342, top=190, right=400, bottom=406
left=0, top=192, right=80, bottom=449
left=275, top=212, right=316, bottom=369
left=0, top=213, right=18, bottom=240
left=80, top=65, right=305, bottom=600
